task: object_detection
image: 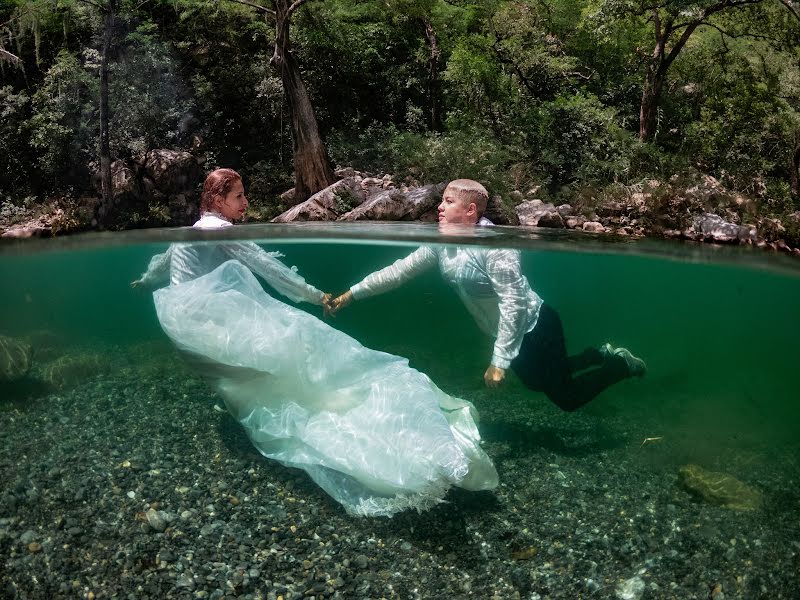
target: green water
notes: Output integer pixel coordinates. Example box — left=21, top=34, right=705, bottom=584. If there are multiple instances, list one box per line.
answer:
left=2, top=227, right=798, bottom=449
left=2, top=224, right=800, bottom=598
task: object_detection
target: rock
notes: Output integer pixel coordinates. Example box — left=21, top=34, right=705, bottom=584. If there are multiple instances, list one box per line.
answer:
left=484, top=195, right=519, bottom=225
left=334, top=166, right=356, bottom=178
left=340, top=183, right=445, bottom=222
left=677, top=464, right=762, bottom=510
left=1, top=225, right=50, bottom=238
left=616, top=576, right=645, bottom=600
left=582, top=221, right=605, bottom=233
left=41, top=353, right=106, bottom=390
left=565, top=216, right=586, bottom=229
left=0, top=335, right=33, bottom=382
left=145, top=509, right=168, bottom=532
left=515, top=200, right=559, bottom=226
left=556, top=204, right=573, bottom=217
left=509, top=190, right=524, bottom=203
left=360, top=177, right=387, bottom=196
left=272, top=178, right=364, bottom=223
left=691, top=213, right=756, bottom=244
left=111, top=161, right=141, bottom=204
left=142, top=150, right=203, bottom=196
left=758, top=217, right=785, bottom=242
left=536, top=211, right=565, bottom=228
left=279, top=187, right=295, bottom=205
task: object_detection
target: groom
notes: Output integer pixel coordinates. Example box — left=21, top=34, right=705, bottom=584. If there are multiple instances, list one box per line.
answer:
left=328, top=179, right=645, bottom=411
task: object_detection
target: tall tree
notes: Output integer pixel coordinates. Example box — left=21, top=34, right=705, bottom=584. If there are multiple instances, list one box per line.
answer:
left=594, top=0, right=800, bottom=140
left=95, top=0, right=118, bottom=224
left=229, top=0, right=335, bottom=203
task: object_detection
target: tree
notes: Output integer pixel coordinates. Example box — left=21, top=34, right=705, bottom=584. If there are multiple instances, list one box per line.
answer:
left=228, top=0, right=335, bottom=203
left=593, top=0, right=800, bottom=140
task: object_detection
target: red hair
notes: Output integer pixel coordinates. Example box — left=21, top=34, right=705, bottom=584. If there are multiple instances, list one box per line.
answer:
left=200, top=168, right=242, bottom=213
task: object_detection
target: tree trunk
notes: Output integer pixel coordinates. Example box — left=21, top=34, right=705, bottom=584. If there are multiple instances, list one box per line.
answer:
left=98, top=2, right=115, bottom=225
left=271, top=0, right=334, bottom=204
left=791, top=140, right=800, bottom=199
left=421, top=18, right=441, bottom=131
left=639, top=68, right=664, bottom=141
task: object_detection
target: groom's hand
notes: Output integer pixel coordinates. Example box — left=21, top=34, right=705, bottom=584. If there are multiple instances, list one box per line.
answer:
left=484, top=365, right=505, bottom=388
left=328, top=290, right=354, bottom=316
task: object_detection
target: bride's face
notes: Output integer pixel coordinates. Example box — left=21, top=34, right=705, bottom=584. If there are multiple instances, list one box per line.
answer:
left=215, top=180, right=248, bottom=221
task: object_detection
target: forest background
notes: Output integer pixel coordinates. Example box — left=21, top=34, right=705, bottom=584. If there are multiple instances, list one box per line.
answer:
left=2, top=0, right=800, bottom=236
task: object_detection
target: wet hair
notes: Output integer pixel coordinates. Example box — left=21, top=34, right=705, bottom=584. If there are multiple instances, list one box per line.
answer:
left=200, top=168, right=242, bottom=213
left=446, top=179, right=489, bottom=216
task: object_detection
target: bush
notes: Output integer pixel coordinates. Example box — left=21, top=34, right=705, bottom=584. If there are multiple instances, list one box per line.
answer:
left=328, top=122, right=512, bottom=195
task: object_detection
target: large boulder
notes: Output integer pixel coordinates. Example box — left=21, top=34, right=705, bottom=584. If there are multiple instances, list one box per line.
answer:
left=143, top=150, right=203, bottom=196
left=0, top=335, right=33, bottom=382
left=690, top=213, right=757, bottom=243
left=339, top=183, right=446, bottom=222
left=111, top=160, right=141, bottom=204
left=272, top=177, right=365, bottom=223
left=514, top=200, right=563, bottom=228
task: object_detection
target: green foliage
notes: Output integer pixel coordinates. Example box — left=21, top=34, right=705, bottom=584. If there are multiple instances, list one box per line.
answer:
left=532, top=93, right=637, bottom=186
left=2, top=0, right=800, bottom=231
left=333, top=188, right=362, bottom=214
left=28, top=49, right=95, bottom=186
left=109, top=23, right=194, bottom=158
left=0, top=86, right=31, bottom=198
left=329, top=121, right=511, bottom=193
left=242, top=160, right=294, bottom=221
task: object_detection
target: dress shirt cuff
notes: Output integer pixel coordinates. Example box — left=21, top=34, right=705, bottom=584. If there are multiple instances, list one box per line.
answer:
left=491, top=355, right=511, bottom=370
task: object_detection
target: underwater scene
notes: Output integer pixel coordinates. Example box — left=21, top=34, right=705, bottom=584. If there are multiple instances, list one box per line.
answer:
left=1, top=224, right=799, bottom=600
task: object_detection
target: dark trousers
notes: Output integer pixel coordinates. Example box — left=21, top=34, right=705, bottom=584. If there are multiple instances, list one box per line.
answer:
left=510, top=304, right=629, bottom=412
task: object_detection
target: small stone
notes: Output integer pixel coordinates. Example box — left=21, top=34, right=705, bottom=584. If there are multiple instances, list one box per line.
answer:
left=145, top=508, right=167, bottom=532
left=27, top=542, right=42, bottom=553
left=354, top=554, right=368, bottom=569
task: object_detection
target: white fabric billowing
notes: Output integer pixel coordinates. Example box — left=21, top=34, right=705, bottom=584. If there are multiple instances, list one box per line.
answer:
left=154, top=260, right=498, bottom=516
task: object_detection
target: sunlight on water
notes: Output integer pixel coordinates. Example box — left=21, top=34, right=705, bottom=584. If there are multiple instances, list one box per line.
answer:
left=1, top=224, right=799, bottom=598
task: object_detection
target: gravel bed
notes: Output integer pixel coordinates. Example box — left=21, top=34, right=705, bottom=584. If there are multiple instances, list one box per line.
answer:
left=1, top=350, right=798, bottom=600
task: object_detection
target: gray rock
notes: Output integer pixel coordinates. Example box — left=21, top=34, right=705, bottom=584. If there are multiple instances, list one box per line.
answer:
left=142, top=150, right=202, bottom=196
left=19, top=530, right=36, bottom=544
left=515, top=200, right=560, bottom=227
left=582, top=221, right=605, bottom=233
left=691, top=213, right=756, bottom=243
left=340, top=183, right=445, bottom=222
left=272, top=178, right=364, bottom=223
left=145, top=508, right=167, bottom=532
left=556, top=204, right=573, bottom=217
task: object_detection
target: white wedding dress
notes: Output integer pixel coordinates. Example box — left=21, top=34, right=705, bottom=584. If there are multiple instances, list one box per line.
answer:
left=138, top=213, right=498, bottom=517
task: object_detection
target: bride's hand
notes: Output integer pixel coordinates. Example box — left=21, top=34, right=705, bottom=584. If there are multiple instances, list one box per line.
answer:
left=321, top=293, right=334, bottom=317
left=327, top=290, right=353, bottom=316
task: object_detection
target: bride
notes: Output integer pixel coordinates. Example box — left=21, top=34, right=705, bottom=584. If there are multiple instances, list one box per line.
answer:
left=134, top=169, right=497, bottom=517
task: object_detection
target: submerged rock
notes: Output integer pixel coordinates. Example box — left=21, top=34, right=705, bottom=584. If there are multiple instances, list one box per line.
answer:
left=677, top=463, right=762, bottom=510
left=0, top=335, right=33, bottom=382
left=42, top=353, right=107, bottom=390
left=616, top=576, right=645, bottom=600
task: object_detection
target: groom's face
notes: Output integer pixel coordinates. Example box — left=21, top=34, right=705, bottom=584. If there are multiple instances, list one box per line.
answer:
left=437, top=187, right=476, bottom=225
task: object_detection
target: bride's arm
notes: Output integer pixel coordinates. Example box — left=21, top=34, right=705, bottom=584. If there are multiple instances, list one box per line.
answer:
left=131, top=246, right=173, bottom=289
left=224, top=242, right=326, bottom=305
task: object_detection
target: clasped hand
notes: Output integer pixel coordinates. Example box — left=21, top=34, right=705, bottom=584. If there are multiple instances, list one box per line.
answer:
left=323, top=290, right=353, bottom=317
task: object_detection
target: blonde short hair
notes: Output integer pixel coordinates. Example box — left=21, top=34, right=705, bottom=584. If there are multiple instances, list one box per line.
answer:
left=446, top=179, right=489, bottom=215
